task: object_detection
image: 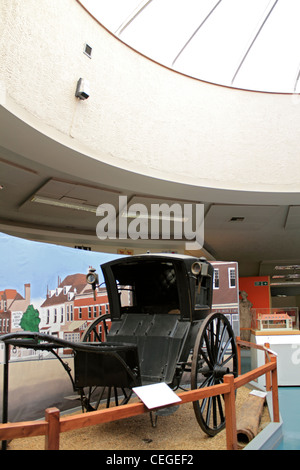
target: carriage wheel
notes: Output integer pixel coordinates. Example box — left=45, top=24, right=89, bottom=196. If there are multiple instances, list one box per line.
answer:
left=191, top=312, right=238, bottom=436
left=80, top=314, right=133, bottom=410
left=81, top=313, right=111, bottom=343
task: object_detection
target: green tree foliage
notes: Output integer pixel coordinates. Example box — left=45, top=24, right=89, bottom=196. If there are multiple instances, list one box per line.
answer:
left=20, top=304, right=41, bottom=332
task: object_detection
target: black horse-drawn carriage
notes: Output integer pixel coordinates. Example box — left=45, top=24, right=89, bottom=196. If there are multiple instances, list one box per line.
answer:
left=1, top=254, right=237, bottom=438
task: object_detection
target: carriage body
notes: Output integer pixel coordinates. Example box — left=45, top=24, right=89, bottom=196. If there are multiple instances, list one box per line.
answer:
left=98, top=254, right=214, bottom=387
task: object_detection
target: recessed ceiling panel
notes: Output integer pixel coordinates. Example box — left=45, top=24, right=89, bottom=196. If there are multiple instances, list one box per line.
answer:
left=26, top=178, right=121, bottom=208
left=285, top=206, right=300, bottom=230
left=19, top=178, right=122, bottom=228
left=205, top=204, right=280, bottom=231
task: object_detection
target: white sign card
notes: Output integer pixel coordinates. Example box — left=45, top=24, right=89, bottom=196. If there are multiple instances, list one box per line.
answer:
left=250, top=390, right=267, bottom=398
left=132, top=382, right=182, bottom=410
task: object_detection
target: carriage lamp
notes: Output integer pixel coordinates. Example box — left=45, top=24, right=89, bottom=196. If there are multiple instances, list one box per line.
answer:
left=191, top=262, right=202, bottom=276
left=86, top=268, right=99, bottom=300
left=86, top=268, right=98, bottom=285
left=191, top=261, right=209, bottom=277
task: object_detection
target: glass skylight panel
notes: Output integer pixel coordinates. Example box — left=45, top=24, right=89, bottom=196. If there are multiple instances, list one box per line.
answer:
left=80, top=0, right=142, bottom=32
left=173, top=0, right=271, bottom=86
left=233, top=0, right=300, bottom=92
left=115, top=0, right=220, bottom=67
left=78, top=0, right=300, bottom=93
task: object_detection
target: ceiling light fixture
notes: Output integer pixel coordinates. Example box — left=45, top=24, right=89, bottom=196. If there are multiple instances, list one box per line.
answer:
left=31, top=195, right=97, bottom=213
left=122, top=210, right=188, bottom=223
left=274, top=265, right=300, bottom=270
left=271, top=281, right=300, bottom=286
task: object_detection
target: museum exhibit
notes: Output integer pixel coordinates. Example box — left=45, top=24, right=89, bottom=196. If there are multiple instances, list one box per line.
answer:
left=1, top=0, right=300, bottom=450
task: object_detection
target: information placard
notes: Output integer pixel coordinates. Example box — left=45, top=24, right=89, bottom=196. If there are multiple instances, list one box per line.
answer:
left=133, top=382, right=182, bottom=410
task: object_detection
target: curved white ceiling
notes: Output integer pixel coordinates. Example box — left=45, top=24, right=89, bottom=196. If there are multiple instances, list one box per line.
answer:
left=80, top=0, right=300, bottom=94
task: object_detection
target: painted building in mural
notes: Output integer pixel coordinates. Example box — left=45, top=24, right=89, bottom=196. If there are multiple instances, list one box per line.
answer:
left=72, top=286, right=110, bottom=342
left=40, top=273, right=86, bottom=338
left=0, top=273, right=110, bottom=360
left=0, top=284, right=31, bottom=334
left=39, top=273, right=110, bottom=342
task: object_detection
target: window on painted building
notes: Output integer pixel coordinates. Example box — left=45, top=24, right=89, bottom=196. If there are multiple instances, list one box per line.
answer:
left=79, top=307, right=82, bottom=319
left=4, top=300, right=7, bottom=312
left=213, top=269, right=220, bottom=289
left=66, top=305, right=69, bottom=322
left=88, top=306, right=92, bottom=318
left=47, top=309, right=50, bottom=324
left=54, top=308, right=57, bottom=323
left=70, top=305, right=73, bottom=321
left=93, top=306, right=97, bottom=318
left=6, top=318, right=9, bottom=332
left=61, top=307, right=64, bottom=323
left=105, top=304, right=109, bottom=314
left=64, top=332, right=80, bottom=343
left=228, top=267, right=236, bottom=288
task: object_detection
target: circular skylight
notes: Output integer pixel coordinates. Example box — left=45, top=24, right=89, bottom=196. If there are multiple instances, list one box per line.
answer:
left=80, top=0, right=300, bottom=93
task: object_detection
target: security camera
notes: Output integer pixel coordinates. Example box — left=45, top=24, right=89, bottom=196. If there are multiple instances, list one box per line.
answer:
left=75, top=78, right=90, bottom=100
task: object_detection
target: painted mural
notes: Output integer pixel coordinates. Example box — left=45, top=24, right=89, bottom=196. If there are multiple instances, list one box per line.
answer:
left=0, top=233, right=240, bottom=422
left=0, top=233, right=122, bottom=421
left=0, top=232, right=122, bottom=361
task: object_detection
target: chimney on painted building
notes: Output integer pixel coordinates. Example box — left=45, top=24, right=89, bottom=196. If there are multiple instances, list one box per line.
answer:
left=24, top=283, right=31, bottom=303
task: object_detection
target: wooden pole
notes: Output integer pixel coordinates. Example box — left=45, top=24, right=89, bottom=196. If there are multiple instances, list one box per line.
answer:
left=223, top=374, right=238, bottom=450
left=236, top=336, right=241, bottom=376
left=264, top=343, right=271, bottom=391
left=236, top=394, right=265, bottom=445
left=45, top=408, right=60, bottom=450
left=270, top=355, right=280, bottom=423
left=1, top=343, right=10, bottom=451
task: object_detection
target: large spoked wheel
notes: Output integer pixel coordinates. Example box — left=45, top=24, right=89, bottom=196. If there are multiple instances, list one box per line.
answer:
left=80, top=314, right=133, bottom=410
left=191, top=312, right=238, bottom=436
left=81, top=313, right=111, bottom=343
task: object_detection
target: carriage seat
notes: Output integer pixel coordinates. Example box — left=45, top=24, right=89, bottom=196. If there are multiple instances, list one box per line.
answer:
left=106, top=313, right=190, bottom=385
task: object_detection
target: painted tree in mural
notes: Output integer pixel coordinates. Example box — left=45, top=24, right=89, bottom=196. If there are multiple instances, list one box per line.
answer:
left=20, top=304, right=41, bottom=332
